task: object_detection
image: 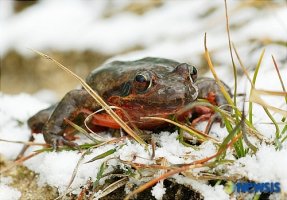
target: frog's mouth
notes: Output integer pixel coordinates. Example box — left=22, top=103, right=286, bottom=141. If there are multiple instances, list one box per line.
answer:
left=107, top=91, right=197, bottom=117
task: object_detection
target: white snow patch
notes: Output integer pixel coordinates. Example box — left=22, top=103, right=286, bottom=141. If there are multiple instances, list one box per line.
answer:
left=118, top=139, right=152, bottom=164
left=153, top=132, right=218, bottom=166
left=0, top=178, right=21, bottom=200
left=0, top=177, right=13, bottom=185
left=32, top=90, right=57, bottom=104
left=0, top=93, right=48, bottom=122
left=24, top=143, right=117, bottom=193
left=0, top=93, right=48, bottom=159
left=151, top=182, right=166, bottom=200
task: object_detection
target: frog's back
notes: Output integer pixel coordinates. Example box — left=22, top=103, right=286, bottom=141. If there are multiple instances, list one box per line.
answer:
left=86, top=57, right=180, bottom=97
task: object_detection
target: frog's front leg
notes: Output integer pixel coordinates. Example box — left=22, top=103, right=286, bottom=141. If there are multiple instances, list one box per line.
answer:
left=193, top=77, right=232, bottom=128
left=43, top=89, right=99, bottom=148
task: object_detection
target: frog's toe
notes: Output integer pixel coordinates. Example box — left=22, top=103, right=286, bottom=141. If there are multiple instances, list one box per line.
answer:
left=49, top=135, right=78, bottom=150
left=209, top=112, right=224, bottom=127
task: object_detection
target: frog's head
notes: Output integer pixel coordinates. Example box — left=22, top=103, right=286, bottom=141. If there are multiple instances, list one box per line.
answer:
left=107, top=62, right=198, bottom=116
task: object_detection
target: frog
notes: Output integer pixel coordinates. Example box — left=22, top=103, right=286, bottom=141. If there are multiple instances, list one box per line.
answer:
left=28, top=57, right=232, bottom=148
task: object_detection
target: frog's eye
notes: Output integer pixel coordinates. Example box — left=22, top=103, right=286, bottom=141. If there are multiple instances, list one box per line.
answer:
left=134, top=73, right=152, bottom=93
left=190, top=66, right=197, bottom=82
left=135, top=74, right=147, bottom=83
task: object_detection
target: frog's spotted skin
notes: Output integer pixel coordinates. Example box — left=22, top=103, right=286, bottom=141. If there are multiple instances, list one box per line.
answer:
left=28, top=57, right=231, bottom=147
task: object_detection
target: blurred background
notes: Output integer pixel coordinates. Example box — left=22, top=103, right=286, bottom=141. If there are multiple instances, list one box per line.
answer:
left=1, top=0, right=286, bottom=102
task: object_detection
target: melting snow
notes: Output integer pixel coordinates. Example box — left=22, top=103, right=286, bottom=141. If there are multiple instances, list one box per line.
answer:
left=1, top=0, right=287, bottom=199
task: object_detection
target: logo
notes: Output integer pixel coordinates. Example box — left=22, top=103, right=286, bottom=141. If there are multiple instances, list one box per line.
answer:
left=235, top=182, right=281, bottom=193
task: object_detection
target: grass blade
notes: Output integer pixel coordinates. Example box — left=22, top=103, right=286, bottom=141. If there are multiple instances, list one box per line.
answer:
left=97, top=177, right=128, bottom=199
left=250, top=89, right=287, bottom=117
left=204, top=33, right=238, bottom=116
left=93, top=161, right=107, bottom=189
left=0, top=138, right=46, bottom=146
left=64, top=118, right=103, bottom=144
left=249, top=49, right=265, bottom=124
left=85, top=148, right=117, bottom=164
left=216, top=120, right=241, bottom=160
left=58, top=150, right=91, bottom=200
left=224, top=0, right=238, bottom=107
left=141, top=116, right=219, bottom=143
left=272, top=55, right=287, bottom=103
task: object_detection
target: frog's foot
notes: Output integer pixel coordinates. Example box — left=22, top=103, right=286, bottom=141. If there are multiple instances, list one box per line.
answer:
left=44, top=133, right=78, bottom=150
left=204, top=112, right=224, bottom=134
left=190, top=105, right=222, bottom=133
left=191, top=113, right=212, bottom=127
left=191, top=108, right=224, bottom=134
left=51, top=135, right=78, bottom=150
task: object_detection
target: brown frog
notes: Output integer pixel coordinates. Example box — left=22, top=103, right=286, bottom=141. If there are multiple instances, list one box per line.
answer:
left=28, top=57, right=231, bottom=148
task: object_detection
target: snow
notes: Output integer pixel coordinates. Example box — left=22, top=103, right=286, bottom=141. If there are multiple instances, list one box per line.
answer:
left=151, top=182, right=166, bottom=200
left=24, top=135, right=118, bottom=193
left=0, top=93, right=48, bottom=159
left=0, top=177, right=21, bottom=200
left=0, top=93, right=48, bottom=122
left=1, top=0, right=287, bottom=199
left=0, top=185, right=21, bottom=200
left=118, top=139, right=152, bottom=164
